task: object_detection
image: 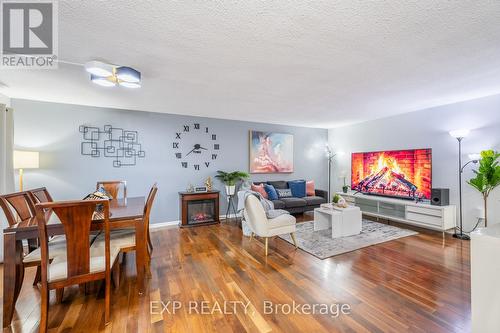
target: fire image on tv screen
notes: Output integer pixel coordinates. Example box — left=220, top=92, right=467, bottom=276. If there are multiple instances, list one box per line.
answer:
left=351, top=149, right=432, bottom=200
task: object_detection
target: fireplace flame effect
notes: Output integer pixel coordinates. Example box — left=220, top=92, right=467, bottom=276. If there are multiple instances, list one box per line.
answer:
left=352, top=149, right=432, bottom=199
left=191, top=212, right=213, bottom=222
left=373, top=154, right=402, bottom=176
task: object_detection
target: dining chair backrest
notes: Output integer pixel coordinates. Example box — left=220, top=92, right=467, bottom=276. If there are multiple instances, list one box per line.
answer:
left=0, top=191, right=36, bottom=226
left=143, top=184, right=158, bottom=233
left=35, top=199, right=110, bottom=279
left=28, top=187, right=54, bottom=204
left=96, top=181, right=127, bottom=199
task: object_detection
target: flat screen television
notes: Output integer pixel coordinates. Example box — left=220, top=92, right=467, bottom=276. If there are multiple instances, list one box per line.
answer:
left=351, top=148, right=432, bottom=200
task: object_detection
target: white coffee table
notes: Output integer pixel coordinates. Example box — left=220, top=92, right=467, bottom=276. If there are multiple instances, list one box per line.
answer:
left=314, top=204, right=362, bottom=238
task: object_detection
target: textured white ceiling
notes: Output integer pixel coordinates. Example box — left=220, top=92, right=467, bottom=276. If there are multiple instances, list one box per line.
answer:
left=1, top=0, right=500, bottom=128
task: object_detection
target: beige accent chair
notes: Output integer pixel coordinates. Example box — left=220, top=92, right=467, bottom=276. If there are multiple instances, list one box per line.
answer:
left=244, top=195, right=297, bottom=256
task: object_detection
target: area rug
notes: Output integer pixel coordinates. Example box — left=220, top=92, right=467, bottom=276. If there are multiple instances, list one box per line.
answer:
left=279, top=219, right=418, bottom=259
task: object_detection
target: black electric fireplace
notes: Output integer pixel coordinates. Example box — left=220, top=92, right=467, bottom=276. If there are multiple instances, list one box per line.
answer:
left=179, top=191, right=220, bottom=227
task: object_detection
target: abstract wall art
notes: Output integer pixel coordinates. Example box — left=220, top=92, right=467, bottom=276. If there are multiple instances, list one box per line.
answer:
left=79, top=124, right=146, bottom=167
left=249, top=131, right=293, bottom=173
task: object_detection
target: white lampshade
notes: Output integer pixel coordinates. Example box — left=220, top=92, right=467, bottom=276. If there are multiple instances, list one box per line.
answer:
left=449, top=129, right=470, bottom=139
left=13, top=151, right=39, bottom=169
left=468, top=153, right=481, bottom=161
left=85, top=61, right=114, bottom=77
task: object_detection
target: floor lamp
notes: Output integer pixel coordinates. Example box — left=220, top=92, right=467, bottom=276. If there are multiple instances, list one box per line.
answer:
left=449, top=130, right=478, bottom=241
left=325, top=144, right=336, bottom=201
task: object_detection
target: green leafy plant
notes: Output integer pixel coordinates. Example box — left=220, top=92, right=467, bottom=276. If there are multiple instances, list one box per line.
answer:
left=214, top=170, right=250, bottom=186
left=332, top=194, right=341, bottom=204
left=467, top=150, right=500, bottom=227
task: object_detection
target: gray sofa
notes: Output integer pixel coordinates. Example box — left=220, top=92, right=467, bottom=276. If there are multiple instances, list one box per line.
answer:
left=254, top=180, right=328, bottom=214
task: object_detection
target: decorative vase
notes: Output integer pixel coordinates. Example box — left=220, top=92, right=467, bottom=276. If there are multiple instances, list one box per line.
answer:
left=342, top=186, right=348, bottom=193
left=225, top=185, right=236, bottom=196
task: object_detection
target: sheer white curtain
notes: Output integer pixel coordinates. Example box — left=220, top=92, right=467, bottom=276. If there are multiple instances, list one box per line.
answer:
left=0, top=104, right=15, bottom=262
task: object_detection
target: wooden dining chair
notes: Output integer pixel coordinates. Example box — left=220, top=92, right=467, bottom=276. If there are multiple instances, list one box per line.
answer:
left=0, top=192, right=68, bottom=287
left=0, top=191, right=36, bottom=226
left=35, top=199, right=120, bottom=332
left=28, top=187, right=54, bottom=204
left=0, top=191, right=41, bottom=255
left=95, top=184, right=157, bottom=281
left=96, top=181, right=127, bottom=199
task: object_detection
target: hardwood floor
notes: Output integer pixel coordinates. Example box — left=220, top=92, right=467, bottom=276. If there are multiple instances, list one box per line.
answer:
left=1, top=215, right=471, bottom=332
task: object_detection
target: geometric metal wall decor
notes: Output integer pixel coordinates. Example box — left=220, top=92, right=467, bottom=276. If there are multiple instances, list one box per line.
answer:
left=79, top=124, right=146, bottom=167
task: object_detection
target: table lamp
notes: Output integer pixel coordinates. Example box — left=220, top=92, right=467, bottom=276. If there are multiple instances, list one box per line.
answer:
left=13, top=150, right=39, bottom=191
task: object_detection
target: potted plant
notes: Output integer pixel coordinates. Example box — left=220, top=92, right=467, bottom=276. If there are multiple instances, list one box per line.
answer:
left=467, top=150, right=500, bottom=227
left=215, top=170, right=250, bottom=195
left=342, top=177, right=350, bottom=193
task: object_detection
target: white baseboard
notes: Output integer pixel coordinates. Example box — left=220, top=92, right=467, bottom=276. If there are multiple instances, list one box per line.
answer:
left=149, top=221, right=179, bottom=229
left=149, top=214, right=241, bottom=230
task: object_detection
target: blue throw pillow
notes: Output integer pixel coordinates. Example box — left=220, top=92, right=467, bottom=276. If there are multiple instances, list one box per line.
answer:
left=276, top=188, right=293, bottom=198
left=288, top=180, right=306, bottom=198
left=264, top=184, right=279, bottom=200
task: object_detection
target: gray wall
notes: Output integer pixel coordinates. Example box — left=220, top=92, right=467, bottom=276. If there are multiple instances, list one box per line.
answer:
left=12, top=99, right=328, bottom=224
left=329, top=93, right=500, bottom=230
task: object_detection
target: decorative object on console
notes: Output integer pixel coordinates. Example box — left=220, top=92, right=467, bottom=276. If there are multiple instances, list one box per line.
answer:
left=186, top=183, right=194, bottom=192
left=249, top=131, right=293, bottom=173
left=351, top=148, right=432, bottom=200
left=79, top=124, right=145, bottom=167
left=85, top=60, right=142, bottom=88
left=194, top=186, right=208, bottom=193
left=467, top=150, right=500, bottom=228
left=13, top=150, right=39, bottom=191
left=172, top=122, right=219, bottom=171
left=205, top=176, right=213, bottom=191
left=449, top=129, right=474, bottom=240
left=431, top=188, right=450, bottom=206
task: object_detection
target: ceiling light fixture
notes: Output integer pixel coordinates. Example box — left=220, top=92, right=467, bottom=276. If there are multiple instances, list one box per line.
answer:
left=85, top=61, right=142, bottom=89
left=90, top=74, right=117, bottom=87
left=119, top=81, right=141, bottom=89
left=116, top=66, right=141, bottom=83
left=85, top=61, right=114, bottom=77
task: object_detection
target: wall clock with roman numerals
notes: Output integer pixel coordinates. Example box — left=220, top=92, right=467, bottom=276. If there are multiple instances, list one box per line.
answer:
left=172, top=123, right=220, bottom=170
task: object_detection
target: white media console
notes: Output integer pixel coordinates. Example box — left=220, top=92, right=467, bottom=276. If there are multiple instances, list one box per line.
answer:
left=338, top=191, right=456, bottom=234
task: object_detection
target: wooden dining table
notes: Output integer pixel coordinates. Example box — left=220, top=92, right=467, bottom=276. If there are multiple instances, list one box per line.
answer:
left=2, top=196, right=148, bottom=328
